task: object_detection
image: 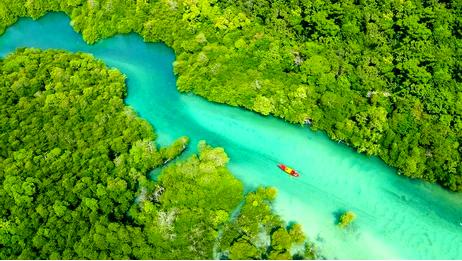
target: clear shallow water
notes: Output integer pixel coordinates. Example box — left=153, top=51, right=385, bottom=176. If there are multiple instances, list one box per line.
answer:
left=1, top=13, right=462, bottom=259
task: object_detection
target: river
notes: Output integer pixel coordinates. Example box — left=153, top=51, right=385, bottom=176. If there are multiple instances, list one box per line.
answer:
left=1, top=12, right=461, bottom=259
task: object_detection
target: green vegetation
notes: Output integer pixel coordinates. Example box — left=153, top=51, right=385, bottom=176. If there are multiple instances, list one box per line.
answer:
left=337, top=211, right=356, bottom=229
left=127, top=141, right=244, bottom=259
left=0, top=48, right=162, bottom=259
left=1, top=0, right=459, bottom=190
left=0, top=48, right=313, bottom=259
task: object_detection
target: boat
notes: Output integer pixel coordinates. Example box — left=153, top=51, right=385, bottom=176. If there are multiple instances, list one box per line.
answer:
left=277, top=163, right=300, bottom=177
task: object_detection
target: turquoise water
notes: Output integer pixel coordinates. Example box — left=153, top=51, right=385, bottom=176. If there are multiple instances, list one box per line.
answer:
left=1, top=13, right=462, bottom=259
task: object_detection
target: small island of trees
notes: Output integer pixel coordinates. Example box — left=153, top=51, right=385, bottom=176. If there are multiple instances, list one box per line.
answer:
left=337, top=211, right=356, bottom=229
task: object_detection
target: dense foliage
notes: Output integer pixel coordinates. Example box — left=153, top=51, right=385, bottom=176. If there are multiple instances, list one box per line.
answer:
left=0, top=48, right=159, bottom=259
left=127, top=141, right=245, bottom=259
left=0, top=49, right=313, bottom=259
left=1, top=0, right=459, bottom=190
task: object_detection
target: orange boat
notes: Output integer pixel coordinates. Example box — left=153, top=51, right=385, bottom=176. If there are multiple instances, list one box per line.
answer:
left=277, top=164, right=300, bottom=177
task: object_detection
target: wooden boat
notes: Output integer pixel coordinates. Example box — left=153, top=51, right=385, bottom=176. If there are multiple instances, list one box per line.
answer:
left=277, top=163, right=300, bottom=177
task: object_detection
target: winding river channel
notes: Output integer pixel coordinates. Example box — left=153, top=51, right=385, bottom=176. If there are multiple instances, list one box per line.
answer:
left=1, top=13, right=461, bottom=259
